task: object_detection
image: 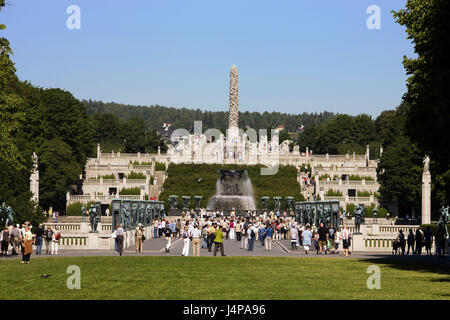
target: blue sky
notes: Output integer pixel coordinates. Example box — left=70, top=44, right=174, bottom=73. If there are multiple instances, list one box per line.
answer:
left=2, top=0, right=414, bottom=117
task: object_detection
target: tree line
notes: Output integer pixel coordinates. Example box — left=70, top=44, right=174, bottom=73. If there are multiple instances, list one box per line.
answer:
left=83, top=99, right=337, bottom=133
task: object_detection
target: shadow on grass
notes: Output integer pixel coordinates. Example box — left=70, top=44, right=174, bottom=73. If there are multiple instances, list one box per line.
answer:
left=360, top=254, right=450, bottom=276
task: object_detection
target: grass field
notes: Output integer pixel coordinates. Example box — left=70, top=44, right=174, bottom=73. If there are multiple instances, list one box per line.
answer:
left=1, top=256, right=449, bottom=300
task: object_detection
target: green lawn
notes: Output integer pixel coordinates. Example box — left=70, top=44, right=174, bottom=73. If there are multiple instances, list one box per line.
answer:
left=1, top=256, right=449, bottom=300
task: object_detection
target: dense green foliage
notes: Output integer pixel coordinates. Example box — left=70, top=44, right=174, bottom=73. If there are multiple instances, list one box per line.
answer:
left=91, top=113, right=167, bottom=153
left=297, top=114, right=382, bottom=158
left=376, top=105, right=423, bottom=217
left=66, top=201, right=97, bottom=216
left=159, top=164, right=305, bottom=210
left=393, top=0, right=450, bottom=209
left=119, top=187, right=141, bottom=195
left=125, top=171, right=146, bottom=179
left=84, top=100, right=337, bottom=133
left=1, top=256, right=449, bottom=299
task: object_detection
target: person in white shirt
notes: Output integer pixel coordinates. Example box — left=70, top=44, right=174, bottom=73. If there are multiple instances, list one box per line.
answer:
left=335, top=229, right=341, bottom=254
left=181, top=226, right=190, bottom=256
left=290, top=225, right=298, bottom=250
left=191, top=224, right=202, bottom=256
left=342, top=226, right=350, bottom=256
left=51, top=227, right=60, bottom=255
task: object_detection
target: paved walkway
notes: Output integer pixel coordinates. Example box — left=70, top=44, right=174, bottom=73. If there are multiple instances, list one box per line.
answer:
left=1, top=237, right=448, bottom=265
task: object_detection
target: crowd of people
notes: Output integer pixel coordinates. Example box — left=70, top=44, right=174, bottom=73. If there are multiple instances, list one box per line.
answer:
left=119, top=209, right=358, bottom=257
left=0, top=222, right=61, bottom=264
left=393, top=223, right=447, bottom=259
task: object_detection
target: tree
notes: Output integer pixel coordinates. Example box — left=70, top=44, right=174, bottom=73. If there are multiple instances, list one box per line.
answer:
left=38, top=139, right=82, bottom=211
left=393, top=0, right=450, bottom=204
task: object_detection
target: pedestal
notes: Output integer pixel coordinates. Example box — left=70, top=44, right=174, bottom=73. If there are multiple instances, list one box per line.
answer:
left=88, top=232, right=99, bottom=250
left=80, top=222, right=89, bottom=234
left=351, top=234, right=364, bottom=252
left=422, top=172, right=431, bottom=224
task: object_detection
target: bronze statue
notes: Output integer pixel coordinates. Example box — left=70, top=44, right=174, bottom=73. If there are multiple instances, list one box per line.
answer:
left=88, top=204, right=99, bottom=232
left=354, top=205, right=365, bottom=234
left=169, top=195, right=178, bottom=209
left=0, top=202, right=14, bottom=227
left=438, top=206, right=449, bottom=236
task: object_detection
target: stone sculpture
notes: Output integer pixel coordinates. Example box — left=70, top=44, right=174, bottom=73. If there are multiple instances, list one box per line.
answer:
left=438, top=206, right=449, bottom=236
left=89, top=204, right=99, bottom=232
left=0, top=202, right=14, bottom=227
left=229, top=65, right=239, bottom=129
left=354, top=205, right=365, bottom=234
left=169, top=195, right=178, bottom=209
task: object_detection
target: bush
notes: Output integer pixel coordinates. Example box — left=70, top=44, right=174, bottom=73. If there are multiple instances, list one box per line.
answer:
left=357, top=190, right=371, bottom=197
left=66, top=201, right=97, bottom=216
left=126, top=171, right=146, bottom=179
left=159, top=164, right=305, bottom=210
left=325, top=189, right=343, bottom=196
left=119, top=187, right=141, bottom=195
left=155, top=162, right=166, bottom=171
left=100, top=174, right=116, bottom=179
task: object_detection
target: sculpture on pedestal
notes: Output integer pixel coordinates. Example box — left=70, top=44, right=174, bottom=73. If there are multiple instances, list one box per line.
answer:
left=89, top=204, right=99, bottom=232
left=169, top=195, right=178, bottom=209
left=372, top=208, right=378, bottom=224
left=273, top=197, right=281, bottom=210
left=0, top=202, right=14, bottom=227
left=138, top=202, right=145, bottom=225
left=194, top=196, right=202, bottom=210
left=285, top=197, right=294, bottom=211
left=131, top=202, right=138, bottom=229
left=182, top=196, right=190, bottom=210
left=121, top=204, right=130, bottom=230
left=312, top=206, right=317, bottom=227
left=438, top=206, right=449, bottom=236
left=354, top=205, right=365, bottom=234
left=261, top=197, right=269, bottom=210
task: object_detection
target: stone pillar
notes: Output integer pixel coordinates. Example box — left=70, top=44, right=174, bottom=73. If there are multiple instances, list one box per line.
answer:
left=422, top=156, right=431, bottom=224
left=366, top=145, right=370, bottom=160
left=158, top=146, right=161, bottom=155
left=97, top=144, right=101, bottom=159
left=379, top=146, right=383, bottom=158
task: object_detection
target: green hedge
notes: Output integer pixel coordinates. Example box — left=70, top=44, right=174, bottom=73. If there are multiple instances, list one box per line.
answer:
left=159, top=164, right=305, bottom=210
left=325, top=189, right=343, bottom=196
left=155, top=162, right=166, bottom=171
left=66, top=201, right=97, bottom=216
left=126, top=171, right=146, bottom=179
left=119, top=187, right=141, bottom=195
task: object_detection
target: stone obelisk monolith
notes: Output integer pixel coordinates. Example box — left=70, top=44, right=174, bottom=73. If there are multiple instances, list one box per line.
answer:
left=228, top=65, right=239, bottom=141
left=421, top=155, right=431, bottom=224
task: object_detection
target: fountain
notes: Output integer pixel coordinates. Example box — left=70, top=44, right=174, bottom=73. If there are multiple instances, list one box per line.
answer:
left=207, top=169, right=256, bottom=211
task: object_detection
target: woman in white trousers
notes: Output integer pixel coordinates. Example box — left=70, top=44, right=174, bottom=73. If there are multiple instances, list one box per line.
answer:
left=181, top=226, right=190, bottom=256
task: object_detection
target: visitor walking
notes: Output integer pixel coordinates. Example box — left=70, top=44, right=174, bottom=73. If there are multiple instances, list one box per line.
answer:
left=191, top=224, right=202, bottom=256
left=415, top=228, right=423, bottom=255
left=229, top=220, right=235, bottom=240
left=398, top=230, right=406, bottom=255
left=435, top=223, right=446, bottom=260
left=290, top=225, right=298, bottom=250
left=335, top=228, right=341, bottom=254
left=317, top=223, right=328, bottom=254
left=34, top=224, right=44, bottom=255
left=21, top=225, right=33, bottom=264
left=116, top=224, right=124, bottom=256
left=163, top=224, right=173, bottom=253
left=424, top=226, right=432, bottom=256
left=135, top=223, right=144, bottom=253
left=213, top=226, right=226, bottom=256
left=235, top=220, right=241, bottom=241
left=1, top=227, right=9, bottom=255
left=181, top=226, right=190, bottom=256
left=258, top=224, right=266, bottom=247
left=44, top=226, right=53, bottom=255
left=264, top=224, right=273, bottom=251
left=51, top=227, right=61, bottom=255
left=302, top=225, right=312, bottom=254
left=342, top=226, right=350, bottom=257
left=407, top=229, right=415, bottom=255
left=247, top=224, right=256, bottom=251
